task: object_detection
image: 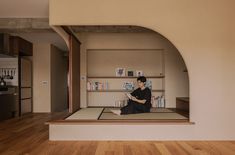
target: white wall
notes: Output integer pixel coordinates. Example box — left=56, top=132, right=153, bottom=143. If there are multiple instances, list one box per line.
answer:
left=78, top=33, right=189, bottom=108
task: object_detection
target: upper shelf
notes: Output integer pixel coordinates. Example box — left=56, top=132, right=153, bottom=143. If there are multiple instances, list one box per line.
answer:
left=87, top=76, right=165, bottom=79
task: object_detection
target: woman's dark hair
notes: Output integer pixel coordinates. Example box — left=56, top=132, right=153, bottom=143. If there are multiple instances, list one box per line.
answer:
left=137, top=76, right=146, bottom=83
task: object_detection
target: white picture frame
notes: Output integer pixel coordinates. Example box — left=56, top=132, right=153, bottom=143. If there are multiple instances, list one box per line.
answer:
left=115, top=68, right=126, bottom=77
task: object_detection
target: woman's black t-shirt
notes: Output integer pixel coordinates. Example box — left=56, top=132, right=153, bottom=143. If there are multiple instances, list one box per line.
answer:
left=130, top=87, right=152, bottom=108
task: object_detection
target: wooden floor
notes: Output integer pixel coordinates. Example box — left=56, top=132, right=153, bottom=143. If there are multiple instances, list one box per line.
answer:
left=0, top=113, right=235, bottom=155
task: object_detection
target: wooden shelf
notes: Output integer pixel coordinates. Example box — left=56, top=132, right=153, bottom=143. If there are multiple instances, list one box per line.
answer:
left=87, top=89, right=165, bottom=92
left=87, top=76, right=165, bottom=79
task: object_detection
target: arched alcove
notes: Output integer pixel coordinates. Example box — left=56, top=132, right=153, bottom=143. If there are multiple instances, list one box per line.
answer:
left=59, top=25, right=190, bottom=120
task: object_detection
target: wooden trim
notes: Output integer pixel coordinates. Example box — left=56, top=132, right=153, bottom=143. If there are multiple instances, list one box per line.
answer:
left=87, top=76, right=165, bottom=79
left=62, top=26, right=81, bottom=44
left=21, top=87, right=32, bottom=88
left=46, top=119, right=194, bottom=125
left=87, top=89, right=165, bottom=92
left=18, top=57, right=21, bottom=116
left=68, top=35, right=81, bottom=113
left=87, top=48, right=164, bottom=51
left=21, top=97, right=32, bottom=100
left=68, top=35, right=72, bottom=113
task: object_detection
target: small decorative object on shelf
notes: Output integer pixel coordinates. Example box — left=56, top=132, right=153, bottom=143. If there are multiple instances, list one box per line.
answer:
left=115, top=68, right=125, bottom=77
left=123, top=81, right=134, bottom=90
left=136, top=70, right=144, bottom=77
left=155, top=95, right=165, bottom=108
left=151, top=96, right=157, bottom=107
left=127, top=70, right=134, bottom=77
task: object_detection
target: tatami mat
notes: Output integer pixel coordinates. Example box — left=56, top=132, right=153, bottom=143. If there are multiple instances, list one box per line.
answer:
left=65, top=108, right=187, bottom=120
left=103, top=107, right=174, bottom=113
left=66, top=108, right=103, bottom=120
left=99, top=112, right=188, bottom=120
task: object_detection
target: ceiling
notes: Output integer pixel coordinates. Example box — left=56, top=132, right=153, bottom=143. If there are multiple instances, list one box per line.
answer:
left=0, top=0, right=49, bottom=18
left=13, top=32, right=68, bottom=51
left=71, top=26, right=154, bottom=33
left=0, top=0, right=157, bottom=51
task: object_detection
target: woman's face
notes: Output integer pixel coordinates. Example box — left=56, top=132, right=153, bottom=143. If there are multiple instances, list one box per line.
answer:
left=137, top=80, right=145, bottom=88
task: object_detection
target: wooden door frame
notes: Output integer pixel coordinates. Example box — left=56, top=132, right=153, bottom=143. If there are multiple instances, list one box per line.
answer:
left=66, top=27, right=81, bottom=113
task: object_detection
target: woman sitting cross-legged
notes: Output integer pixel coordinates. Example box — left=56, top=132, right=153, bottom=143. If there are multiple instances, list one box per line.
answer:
left=111, top=76, right=152, bottom=115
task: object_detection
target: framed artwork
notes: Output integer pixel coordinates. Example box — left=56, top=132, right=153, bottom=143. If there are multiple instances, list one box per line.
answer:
left=127, top=70, right=134, bottom=77
left=116, top=68, right=125, bottom=77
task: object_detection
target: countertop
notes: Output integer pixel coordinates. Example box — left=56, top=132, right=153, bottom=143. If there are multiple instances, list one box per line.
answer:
left=0, top=87, right=17, bottom=95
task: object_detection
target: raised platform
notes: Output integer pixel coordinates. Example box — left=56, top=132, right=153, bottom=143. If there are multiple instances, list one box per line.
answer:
left=47, top=108, right=193, bottom=140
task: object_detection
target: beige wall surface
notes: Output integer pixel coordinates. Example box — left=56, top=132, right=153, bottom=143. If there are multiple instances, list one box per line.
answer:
left=33, top=44, right=51, bottom=112
left=78, top=33, right=188, bottom=108
left=33, top=43, right=68, bottom=112
left=49, top=0, right=235, bottom=140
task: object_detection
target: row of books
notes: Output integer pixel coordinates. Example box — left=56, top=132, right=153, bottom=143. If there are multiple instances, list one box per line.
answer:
left=87, top=81, right=109, bottom=90
left=87, top=80, right=153, bottom=91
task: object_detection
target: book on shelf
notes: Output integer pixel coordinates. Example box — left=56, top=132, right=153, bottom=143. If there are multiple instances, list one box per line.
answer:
left=87, top=81, right=109, bottom=90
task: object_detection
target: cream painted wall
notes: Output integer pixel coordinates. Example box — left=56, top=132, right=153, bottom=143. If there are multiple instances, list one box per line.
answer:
left=78, top=33, right=188, bottom=108
left=33, top=43, right=68, bottom=113
left=33, top=44, right=51, bottom=112
left=49, top=0, right=235, bottom=139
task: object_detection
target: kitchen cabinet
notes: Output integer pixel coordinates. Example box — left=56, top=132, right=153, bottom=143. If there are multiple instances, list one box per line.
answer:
left=0, top=34, right=11, bottom=56
left=0, top=87, right=17, bottom=121
left=10, top=36, right=33, bottom=56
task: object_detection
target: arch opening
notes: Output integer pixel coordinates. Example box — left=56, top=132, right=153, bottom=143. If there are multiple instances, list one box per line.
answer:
left=64, top=25, right=190, bottom=121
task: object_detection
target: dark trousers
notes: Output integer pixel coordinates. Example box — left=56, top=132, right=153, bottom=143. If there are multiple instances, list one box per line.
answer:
left=120, top=100, right=150, bottom=115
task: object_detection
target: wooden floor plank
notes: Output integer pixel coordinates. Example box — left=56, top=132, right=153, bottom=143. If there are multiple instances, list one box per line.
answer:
left=0, top=113, right=234, bottom=155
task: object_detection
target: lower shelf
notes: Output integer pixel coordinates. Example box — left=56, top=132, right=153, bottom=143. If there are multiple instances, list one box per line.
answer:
left=87, top=89, right=165, bottom=92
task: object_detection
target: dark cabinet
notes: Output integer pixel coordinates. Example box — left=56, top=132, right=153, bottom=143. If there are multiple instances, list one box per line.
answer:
left=10, top=36, right=33, bottom=56
left=176, top=97, right=189, bottom=112
left=0, top=34, right=11, bottom=56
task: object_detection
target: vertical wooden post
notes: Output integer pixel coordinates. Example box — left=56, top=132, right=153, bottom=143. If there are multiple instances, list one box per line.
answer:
left=68, top=35, right=81, bottom=113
